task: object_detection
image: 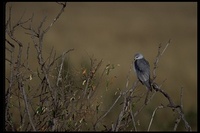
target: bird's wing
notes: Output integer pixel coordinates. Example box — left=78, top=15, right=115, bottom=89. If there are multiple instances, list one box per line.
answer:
left=134, top=58, right=150, bottom=82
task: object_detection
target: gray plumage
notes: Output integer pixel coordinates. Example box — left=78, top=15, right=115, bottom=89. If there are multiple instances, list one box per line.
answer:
left=133, top=53, right=152, bottom=91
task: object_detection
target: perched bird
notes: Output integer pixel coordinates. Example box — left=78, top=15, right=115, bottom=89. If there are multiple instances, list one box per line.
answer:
left=133, top=53, right=152, bottom=91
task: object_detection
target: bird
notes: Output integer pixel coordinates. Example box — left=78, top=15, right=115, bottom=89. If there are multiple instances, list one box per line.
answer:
left=133, top=53, right=152, bottom=92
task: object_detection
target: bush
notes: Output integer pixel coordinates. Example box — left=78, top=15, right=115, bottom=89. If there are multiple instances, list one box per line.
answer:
left=5, top=2, right=191, bottom=131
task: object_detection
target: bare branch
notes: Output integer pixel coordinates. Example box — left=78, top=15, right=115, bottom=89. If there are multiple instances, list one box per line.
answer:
left=174, top=116, right=181, bottom=131
left=114, top=93, right=128, bottom=131
left=173, top=87, right=191, bottom=131
left=129, top=105, right=137, bottom=131
left=87, top=59, right=103, bottom=99
left=180, top=87, right=184, bottom=109
left=12, top=9, right=27, bottom=30
left=161, top=39, right=171, bottom=56
left=43, top=2, right=66, bottom=34
left=94, top=92, right=122, bottom=130
left=25, top=43, right=30, bottom=67
left=56, top=52, right=66, bottom=86
left=125, top=63, right=132, bottom=89
left=19, top=81, right=36, bottom=131
left=38, top=16, right=47, bottom=35
left=6, top=6, right=12, bottom=35
left=147, top=105, right=164, bottom=131
left=6, top=39, right=15, bottom=48
left=6, top=58, right=12, bottom=64
left=152, top=84, right=191, bottom=131
left=152, top=40, right=171, bottom=81
left=5, top=2, right=70, bottom=131
left=54, top=49, right=74, bottom=62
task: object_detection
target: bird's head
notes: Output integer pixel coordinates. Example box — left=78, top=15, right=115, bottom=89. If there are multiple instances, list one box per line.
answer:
left=134, top=53, right=144, bottom=60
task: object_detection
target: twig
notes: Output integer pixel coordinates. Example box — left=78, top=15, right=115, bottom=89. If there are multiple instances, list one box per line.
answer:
left=5, top=2, right=68, bottom=131
left=152, top=40, right=170, bottom=81
left=56, top=52, right=66, bottom=86
left=161, top=39, right=171, bottom=56
left=38, top=16, right=47, bottom=35
left=180, top=87, right=184, bottom=109
left=5, top=35, right=15, bottom=131
left=150, top=40, right=191, bottom=131
left=5, top=39, right=15, bottom=48
left=49, top=48, right=74, bottom=68
left=114, top=93, right=128, bottom=131
left=19, top=81, right=36, bottom=131
left=12, top=9, right=31, bottom=30
left=174, top=116, right=181, bottom=131
left=87, top=59, right=103, bottom=99
left=129, top=103, right=137, bottom=131
left=43, top=2, right=66, bottom=34
left=133, top=91, right=156, bottom=117
left=147, top=105, right=164, bottom=131
left=153, top=85, right=191, bottom=131
left=25, top=43, right=30, bottom=67
left=6, top=6, right=12, bottom=35
left=173, top=87, right=189, bottom=131
left=94, top=92, right=122, bottom=130
left=125, top=64, right=132, bottom=89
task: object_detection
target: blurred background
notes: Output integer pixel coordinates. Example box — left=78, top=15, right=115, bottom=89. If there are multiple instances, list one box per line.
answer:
left=6, top=2, right=197, bottom=131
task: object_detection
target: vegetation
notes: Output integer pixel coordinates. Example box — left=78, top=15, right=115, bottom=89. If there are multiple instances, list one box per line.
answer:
left=5, top=2, right=193, bottom=131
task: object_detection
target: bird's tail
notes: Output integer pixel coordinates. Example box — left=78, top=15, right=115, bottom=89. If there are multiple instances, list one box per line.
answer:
left=144, top=80, right=152, bottom=91
left=144, top=89, right=150, bottom=105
